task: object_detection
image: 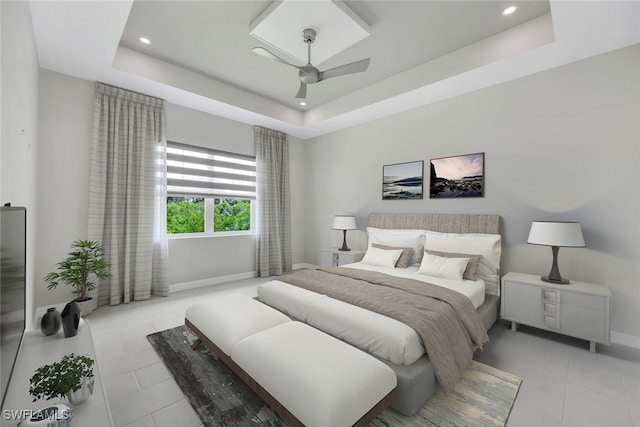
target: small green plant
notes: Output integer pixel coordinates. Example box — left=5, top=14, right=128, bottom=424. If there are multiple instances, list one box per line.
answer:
left=29, top=353, right=95, bottom=402
left=44, top=240, right=110, bottom=302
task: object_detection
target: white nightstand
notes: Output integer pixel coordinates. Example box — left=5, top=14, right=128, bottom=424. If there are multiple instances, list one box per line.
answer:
left=501, top=272, right=611, bottom=352
left=319, top=248, right=366, bottom=267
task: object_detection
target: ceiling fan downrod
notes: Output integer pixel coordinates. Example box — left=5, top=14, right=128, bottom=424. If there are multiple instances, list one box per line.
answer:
left=299, top=29, right=320, bottom=85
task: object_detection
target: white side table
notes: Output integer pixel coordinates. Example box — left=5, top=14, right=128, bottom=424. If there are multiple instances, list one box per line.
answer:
left=2, top=319, right=113, bottom=426
left=501, top=272, right=610, bottom=352
left=319, top=248, right=366, bottom=267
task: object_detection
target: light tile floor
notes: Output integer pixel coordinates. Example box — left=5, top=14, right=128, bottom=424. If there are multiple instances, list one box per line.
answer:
left=88, top=277, right=640, bottom=427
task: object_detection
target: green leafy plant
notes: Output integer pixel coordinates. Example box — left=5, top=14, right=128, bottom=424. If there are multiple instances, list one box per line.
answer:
left=214, top=199, right=250, bottom=231
left=44, top=240, right=111, bottom=302
left=28, top=353, right=94, bottom=402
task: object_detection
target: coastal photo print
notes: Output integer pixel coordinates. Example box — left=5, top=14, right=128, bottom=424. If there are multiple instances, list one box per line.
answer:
left=382, top=160, right=424, bottom=200
left=430, top=152, right=484, bottom=198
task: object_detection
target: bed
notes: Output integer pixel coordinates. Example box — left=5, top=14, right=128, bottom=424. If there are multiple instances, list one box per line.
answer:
left=257, top=212, right=501, bottom=416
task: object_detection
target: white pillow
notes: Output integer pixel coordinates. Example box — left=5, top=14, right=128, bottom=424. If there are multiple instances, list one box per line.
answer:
left=360, top=246, right=403, bottom=268
left=417, top=252, right=469, bottom=281
left=367, top=227, right=425, bottom=265
left=424, top=230, right=502, bottom=296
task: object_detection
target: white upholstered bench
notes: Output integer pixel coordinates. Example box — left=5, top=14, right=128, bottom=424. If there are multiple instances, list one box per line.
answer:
left=185, top=294, right=397, bottom=427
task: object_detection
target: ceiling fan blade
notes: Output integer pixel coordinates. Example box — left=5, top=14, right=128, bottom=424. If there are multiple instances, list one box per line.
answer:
left=319, top=58, right=370, bottom=81
left=295, top=82, right=307, bottom=99
left=251, top=47, right=301, bottom=69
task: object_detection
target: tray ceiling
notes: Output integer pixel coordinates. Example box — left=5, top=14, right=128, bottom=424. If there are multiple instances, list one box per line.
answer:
left=28, top=1, right=640, bottom=138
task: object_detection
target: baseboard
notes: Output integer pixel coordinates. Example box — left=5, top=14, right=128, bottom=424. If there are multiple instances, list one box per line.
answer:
left=170, top=263, right=316, bottom=293
left=611, top=331, right=640, bottom=349
left=170, top=271, right=257, bottom=293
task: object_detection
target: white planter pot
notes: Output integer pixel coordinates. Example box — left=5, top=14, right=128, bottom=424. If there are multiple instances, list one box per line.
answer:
left=67, top=378, right=94, bottom=405
left=75, top=298, right=96, bottom=316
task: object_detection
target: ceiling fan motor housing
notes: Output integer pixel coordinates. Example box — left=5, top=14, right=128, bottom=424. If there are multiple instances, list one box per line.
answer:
left=299, top=65, right=320, bottom=84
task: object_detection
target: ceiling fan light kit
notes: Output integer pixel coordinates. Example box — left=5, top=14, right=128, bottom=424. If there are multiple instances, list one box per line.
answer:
left=252, top=28, right=371, bottom=99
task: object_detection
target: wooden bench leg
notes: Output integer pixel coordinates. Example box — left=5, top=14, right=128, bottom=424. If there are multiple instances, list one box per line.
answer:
left=191, top=338, right=202, bottom=350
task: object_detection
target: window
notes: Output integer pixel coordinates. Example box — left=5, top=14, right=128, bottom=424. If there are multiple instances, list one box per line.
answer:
left=166, top=141, right=256, bottom=235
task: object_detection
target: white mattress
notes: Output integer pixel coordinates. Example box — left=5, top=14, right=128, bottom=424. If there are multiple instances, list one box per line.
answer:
left=257, top=264, right=485, bottom=366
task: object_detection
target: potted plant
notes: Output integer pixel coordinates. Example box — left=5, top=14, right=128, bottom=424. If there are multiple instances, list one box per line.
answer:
left=29, top=353, right=95, bottom=405
left=44, top=240, right=110, bottom=316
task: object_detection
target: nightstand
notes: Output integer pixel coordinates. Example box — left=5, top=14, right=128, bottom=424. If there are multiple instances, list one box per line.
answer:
left=319, top=248, right=366, bottom=267
left=501, top=272, right=611, bottom=352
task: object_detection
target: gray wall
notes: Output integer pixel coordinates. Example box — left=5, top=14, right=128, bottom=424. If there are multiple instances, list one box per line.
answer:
left=305, top=45, right=640, bottom=340
left=1, top=1, right=40, bottom=329
left=35, top=70, right=307, bottom=307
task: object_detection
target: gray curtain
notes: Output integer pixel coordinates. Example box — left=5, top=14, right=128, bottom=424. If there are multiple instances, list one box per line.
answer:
left=254, top=126, right=292, bottom=276
left=88, top=82, right=169, bottom=306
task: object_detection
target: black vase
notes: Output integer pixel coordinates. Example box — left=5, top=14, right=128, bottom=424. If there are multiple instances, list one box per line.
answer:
left=40, top=307, right=62, bottom=336
left=61, top=300, right=81, bottom=338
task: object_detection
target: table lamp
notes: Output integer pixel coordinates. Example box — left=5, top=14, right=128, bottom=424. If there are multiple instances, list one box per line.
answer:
left=527, top=221, right=585, bottom=284
left=332, top=215, right=357, bottom=251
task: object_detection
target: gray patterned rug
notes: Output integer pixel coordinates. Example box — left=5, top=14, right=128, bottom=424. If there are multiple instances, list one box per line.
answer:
left=148, top=325, right=521, bottom=427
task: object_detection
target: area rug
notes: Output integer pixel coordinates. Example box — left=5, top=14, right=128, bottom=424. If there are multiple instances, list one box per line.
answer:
left=148, top=325, right=521, bottom=427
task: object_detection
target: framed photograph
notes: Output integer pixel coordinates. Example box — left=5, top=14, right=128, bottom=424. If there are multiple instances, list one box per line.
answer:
left=383, top=161, right=424, bottom=200
left=430, top=152, right=484, bottom=198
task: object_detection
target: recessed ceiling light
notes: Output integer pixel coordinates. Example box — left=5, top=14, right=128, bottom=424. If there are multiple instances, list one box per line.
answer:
left=299, top=102, right=306, bottom=106
left=139, top=37, right=151, bottom=45
left=502, top=6, right=517, bottom=16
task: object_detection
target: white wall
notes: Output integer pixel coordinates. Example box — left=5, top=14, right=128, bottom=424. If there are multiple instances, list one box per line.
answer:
left=36, top=71, right=94, bottom=309
left=305, top=45, right=640, bottom=340
left=35, top=70, right=307, bottom=307
left=1, top=0, right=40, bottom=329
left=165, top=104, right=307, bottom=287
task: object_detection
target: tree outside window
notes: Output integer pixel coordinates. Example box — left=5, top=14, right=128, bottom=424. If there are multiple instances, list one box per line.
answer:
left=167, top=197, right=251, bottom=235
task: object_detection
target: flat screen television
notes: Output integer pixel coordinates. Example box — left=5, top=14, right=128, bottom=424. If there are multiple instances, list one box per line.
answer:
left=0, top=206, right=26, bottom=409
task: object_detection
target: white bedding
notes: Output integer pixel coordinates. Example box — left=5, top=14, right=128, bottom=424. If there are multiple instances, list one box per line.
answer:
left=344, top=262, right=486, bottom=309
left=257, top=263, right=486, bottom=366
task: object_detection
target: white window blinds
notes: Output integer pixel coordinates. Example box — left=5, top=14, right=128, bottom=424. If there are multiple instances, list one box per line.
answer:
left=167, top=141, right=256, bottom=199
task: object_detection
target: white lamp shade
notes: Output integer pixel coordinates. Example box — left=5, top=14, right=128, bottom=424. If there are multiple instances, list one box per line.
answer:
left=527, top=221, right=585, bottom=247
left=332, top=215, right=357, bottom=230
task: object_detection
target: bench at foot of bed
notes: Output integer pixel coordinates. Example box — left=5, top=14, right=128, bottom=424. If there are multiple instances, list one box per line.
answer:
left=185, top=294, right=397, bottom=427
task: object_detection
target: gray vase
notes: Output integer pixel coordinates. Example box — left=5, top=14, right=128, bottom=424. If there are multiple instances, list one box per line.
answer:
left=40, top=307, right=62, bottom=336
left=61, top=300, right=81, bottom=338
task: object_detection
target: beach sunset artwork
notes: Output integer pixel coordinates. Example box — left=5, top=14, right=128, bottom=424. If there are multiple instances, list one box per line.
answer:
left=383, top=161, right=423, bottom=200
left=430, top=152, right=484, bottom=198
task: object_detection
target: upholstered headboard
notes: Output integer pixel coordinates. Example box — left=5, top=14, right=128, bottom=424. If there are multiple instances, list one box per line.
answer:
left=367, top=212, right=500, bottom=235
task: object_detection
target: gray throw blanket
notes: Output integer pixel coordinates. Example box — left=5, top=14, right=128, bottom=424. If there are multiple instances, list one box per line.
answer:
left=277, top=267, right=489, bottom=393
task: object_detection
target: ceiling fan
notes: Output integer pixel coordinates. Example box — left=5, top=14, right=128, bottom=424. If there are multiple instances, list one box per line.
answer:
left=252, top=28, right=371, bottom=99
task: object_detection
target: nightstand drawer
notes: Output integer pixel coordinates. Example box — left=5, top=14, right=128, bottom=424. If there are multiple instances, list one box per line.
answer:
left=543, top=302, right=558, bottom=315
left=544, top=315, right=559, bottom=329
left=543, top=289, right=559, bottom=302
